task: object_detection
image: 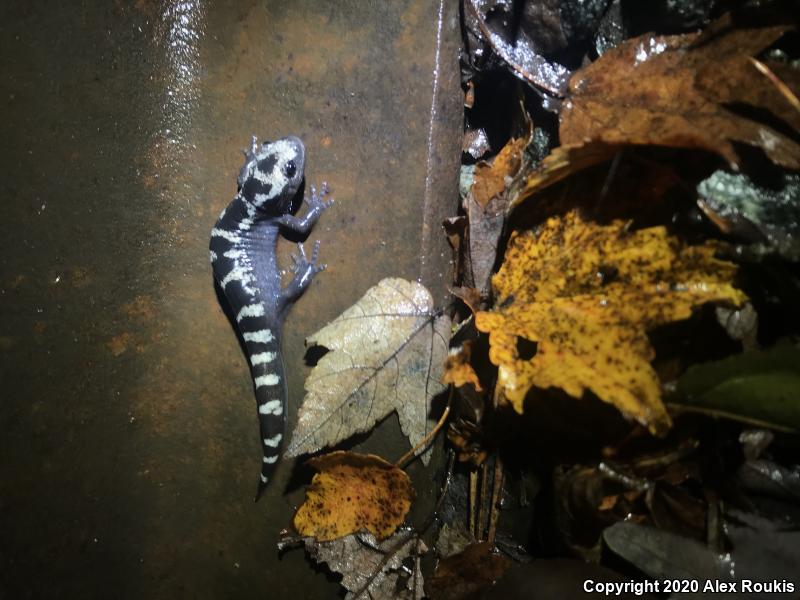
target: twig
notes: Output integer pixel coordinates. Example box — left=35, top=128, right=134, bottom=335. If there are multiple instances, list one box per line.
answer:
left=350, top=529, right=416, bottom=600
left=478, top=460, right=489, bottom=540
left=491, top=378, right=503, bottom=410
left=418, top=450, right=457, bottom=535
left=411, top=537, right=423, bottom=599
left=666, top=402, right=794, bottom=433
left=469, top=469, right=478, bottom=538
left=395, top=389, right=452, bottom=469
left=595, top=149, right=623, bottom=215
left=487, top=454, right=505, bottom=545
left=750, top=57, right=800, bottom=115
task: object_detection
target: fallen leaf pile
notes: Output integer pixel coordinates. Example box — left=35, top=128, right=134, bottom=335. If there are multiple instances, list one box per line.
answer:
left=280, top=8, right=800, bottom=597
left=286, top=278, right=450, bottom=463
left=475, top=210, right=747, bottom=435
left=293, top=451, right=414, bottom=542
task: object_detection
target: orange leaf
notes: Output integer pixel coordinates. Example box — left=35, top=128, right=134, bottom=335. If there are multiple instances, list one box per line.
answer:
left=293, top=451, right=414, bottom=542
left=442, top=341, right=483, bottom=391
left=471, top=136, right=527, bottom=208
left=560, top=19, right=799, bottom=169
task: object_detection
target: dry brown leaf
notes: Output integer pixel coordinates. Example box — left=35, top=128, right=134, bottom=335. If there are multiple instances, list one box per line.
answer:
left=468, top=133, right=530, bottom=297
left=510, top=141, right=620, bottom=210
left=471, top=136, right=528, bottom=209
left=753, top=59, right=800, bottom=122
left=463, top=0, right=571, bottom=95
left=293, top=451, right=414, bottom=542
left=444, top=336, right=489, bottom=465
left=447, top=421, right=488, bottom=465
left=426, top=541, right=513, bottom=600
left=435, top=522, right=476, bottom=559
left=598, top=494, right=621, bottom=512
left=692, top=15, right=800, bottom=134
left=303, top=529, right=426, bottom=600
left=443, top=217, right=472, bottom=289
left=450, top=286, right=482, bottom=314
left=475, top=210, right=747, bottom=435
left=442, top=340, right=483, bottom=391
left=448, top=383, right=489, bottom=466
left=560, top=20, right=800, bottom=169
left=286, top=278, right=450, bottom=463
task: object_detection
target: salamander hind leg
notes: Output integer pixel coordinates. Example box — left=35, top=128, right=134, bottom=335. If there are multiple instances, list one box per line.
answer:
left=278, top=241, right=326, bottom=317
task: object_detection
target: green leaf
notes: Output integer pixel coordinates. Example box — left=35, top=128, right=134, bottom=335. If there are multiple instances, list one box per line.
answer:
left=671, top=343, right=800, bottom=431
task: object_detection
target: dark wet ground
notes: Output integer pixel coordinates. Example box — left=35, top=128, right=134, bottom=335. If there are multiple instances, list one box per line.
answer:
left=0, top=1, right=460, bottom=597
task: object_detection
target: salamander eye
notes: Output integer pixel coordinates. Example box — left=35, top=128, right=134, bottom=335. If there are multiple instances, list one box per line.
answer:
left=283, top=160, right=297, bottom=179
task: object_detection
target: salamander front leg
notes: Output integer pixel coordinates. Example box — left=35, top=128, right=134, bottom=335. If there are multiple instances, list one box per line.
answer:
left=278, top=241, right=325, bottom=317
left=276, top=182, right=334, bottom=235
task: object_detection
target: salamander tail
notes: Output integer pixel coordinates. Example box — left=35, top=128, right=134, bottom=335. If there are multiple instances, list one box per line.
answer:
left=254, top=478, right=268, bottom=503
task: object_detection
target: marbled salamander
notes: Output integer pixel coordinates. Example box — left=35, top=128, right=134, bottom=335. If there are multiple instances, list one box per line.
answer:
left=209, top=135, right=331, bottom=500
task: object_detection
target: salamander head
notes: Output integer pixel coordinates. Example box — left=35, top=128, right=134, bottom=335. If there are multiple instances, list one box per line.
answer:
left=237, top=135, right=305, bottom=214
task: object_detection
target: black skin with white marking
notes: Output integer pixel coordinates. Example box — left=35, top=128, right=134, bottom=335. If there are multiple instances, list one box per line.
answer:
left=209, top=135, right=332, bottom=501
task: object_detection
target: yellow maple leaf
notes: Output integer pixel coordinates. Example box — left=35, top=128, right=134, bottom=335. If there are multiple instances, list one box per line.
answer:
left=293, top=451, right=414, bottom=542
left=474, top=211, right=747, bottom=435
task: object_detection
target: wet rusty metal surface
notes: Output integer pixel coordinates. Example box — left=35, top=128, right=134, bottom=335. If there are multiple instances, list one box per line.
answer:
left=0, top=0, right=461, bottom=598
